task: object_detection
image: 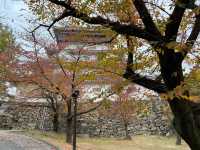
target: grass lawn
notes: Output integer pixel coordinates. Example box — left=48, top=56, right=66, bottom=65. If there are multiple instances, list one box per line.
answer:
left=20, top=130, right=189, bottom=150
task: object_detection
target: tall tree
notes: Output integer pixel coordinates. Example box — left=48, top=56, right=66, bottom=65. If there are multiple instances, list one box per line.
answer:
left=100, top=86, right=137, bottom=140
left=25, top=0, right=200, bottom=149
left=7, top=37, right=116, bottom=145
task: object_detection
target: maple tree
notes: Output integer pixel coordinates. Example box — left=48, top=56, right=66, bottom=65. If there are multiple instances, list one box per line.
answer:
left=6, top=34, right=117, bottom=147
left=115, top=92, right=136, bottom=140
left=114, top=85, right=138, bottom=140
left=100, top=86, right=137, bottom=140
left=24, top=0, right=200, bottom=149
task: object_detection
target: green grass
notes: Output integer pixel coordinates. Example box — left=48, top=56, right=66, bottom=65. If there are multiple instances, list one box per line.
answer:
left=19, top=130, right=189, bottom=150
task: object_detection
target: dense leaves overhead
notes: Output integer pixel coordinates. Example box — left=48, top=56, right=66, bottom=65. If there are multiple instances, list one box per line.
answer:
left=25, top=0, right=200, bottom=88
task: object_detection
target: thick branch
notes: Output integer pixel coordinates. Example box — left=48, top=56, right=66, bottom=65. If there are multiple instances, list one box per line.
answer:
left=47, top=0, right=161, bottom=42
left=187, top=14, right=200, bottom=47
left=67, top=11, right=160, bottom=41
left=132, top=0, right=161, bottom=36
left=165, top=0, right=191, bottom=41
left=48, top=0, right=67, bottom=6
left=123, top=70, right=167, bottom=93
left=125, top=36, right=166, bottom=93
left=47, top=9, right=69, bottom=31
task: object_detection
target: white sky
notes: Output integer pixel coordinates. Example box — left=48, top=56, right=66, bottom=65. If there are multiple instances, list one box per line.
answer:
left=0, top=0, right=34, bottom=38
left=0, top=0, right=29, bottom=29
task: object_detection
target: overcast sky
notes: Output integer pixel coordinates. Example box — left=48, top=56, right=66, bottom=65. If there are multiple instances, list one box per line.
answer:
left=0, top=0, right=34, bottom=36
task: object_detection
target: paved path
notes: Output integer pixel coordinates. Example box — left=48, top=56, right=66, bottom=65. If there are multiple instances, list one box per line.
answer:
left=0, top=140, right=23, bottom=150
left=0, top=131, right=57, bottom=150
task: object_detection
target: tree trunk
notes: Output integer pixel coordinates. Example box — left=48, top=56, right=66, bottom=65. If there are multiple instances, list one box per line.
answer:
left=124, top=123, right=131, bottom=140
left=176, top=133, right=181, bottom=145
left=169, top=98, right=200, bottom=149
left=53, top=112, right=59, bottom=132
left=66, top=117, right=73, bottom=144
left=172, top=120, right=181, bottom=145
left=159, top=51, right=200, bottom=150
left=66, top=97, right=73, bottom=144
left=72, top=91, right=78, bottom=150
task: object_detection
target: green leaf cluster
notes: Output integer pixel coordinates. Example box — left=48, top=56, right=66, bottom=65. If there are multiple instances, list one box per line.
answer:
left=0, top=23, right=15, bottom=52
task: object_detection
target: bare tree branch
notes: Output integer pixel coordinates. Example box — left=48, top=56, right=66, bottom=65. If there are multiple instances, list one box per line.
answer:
left=76, top=102, right=102, bottom=116
left=68, top=91, right=116, bottom=119
left=144, top=1, right=170, bottom=16
left=56, top=56, right=70, bottom=80
left=31, top=32, right=65, bottom=95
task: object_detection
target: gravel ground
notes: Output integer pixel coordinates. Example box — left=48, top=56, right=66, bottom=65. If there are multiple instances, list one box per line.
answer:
left=0, top=130, right=57, bottom=150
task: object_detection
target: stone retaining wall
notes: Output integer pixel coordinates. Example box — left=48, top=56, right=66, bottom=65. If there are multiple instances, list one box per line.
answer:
left=0, top=99, right=174, bottom=137
left=2, top=103, right=53, bottom=130
left=75, top=99, right=173, bottom=137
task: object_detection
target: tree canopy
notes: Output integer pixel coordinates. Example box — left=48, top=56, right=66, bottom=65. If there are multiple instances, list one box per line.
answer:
left=23, top=0, right=200, bottom=149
